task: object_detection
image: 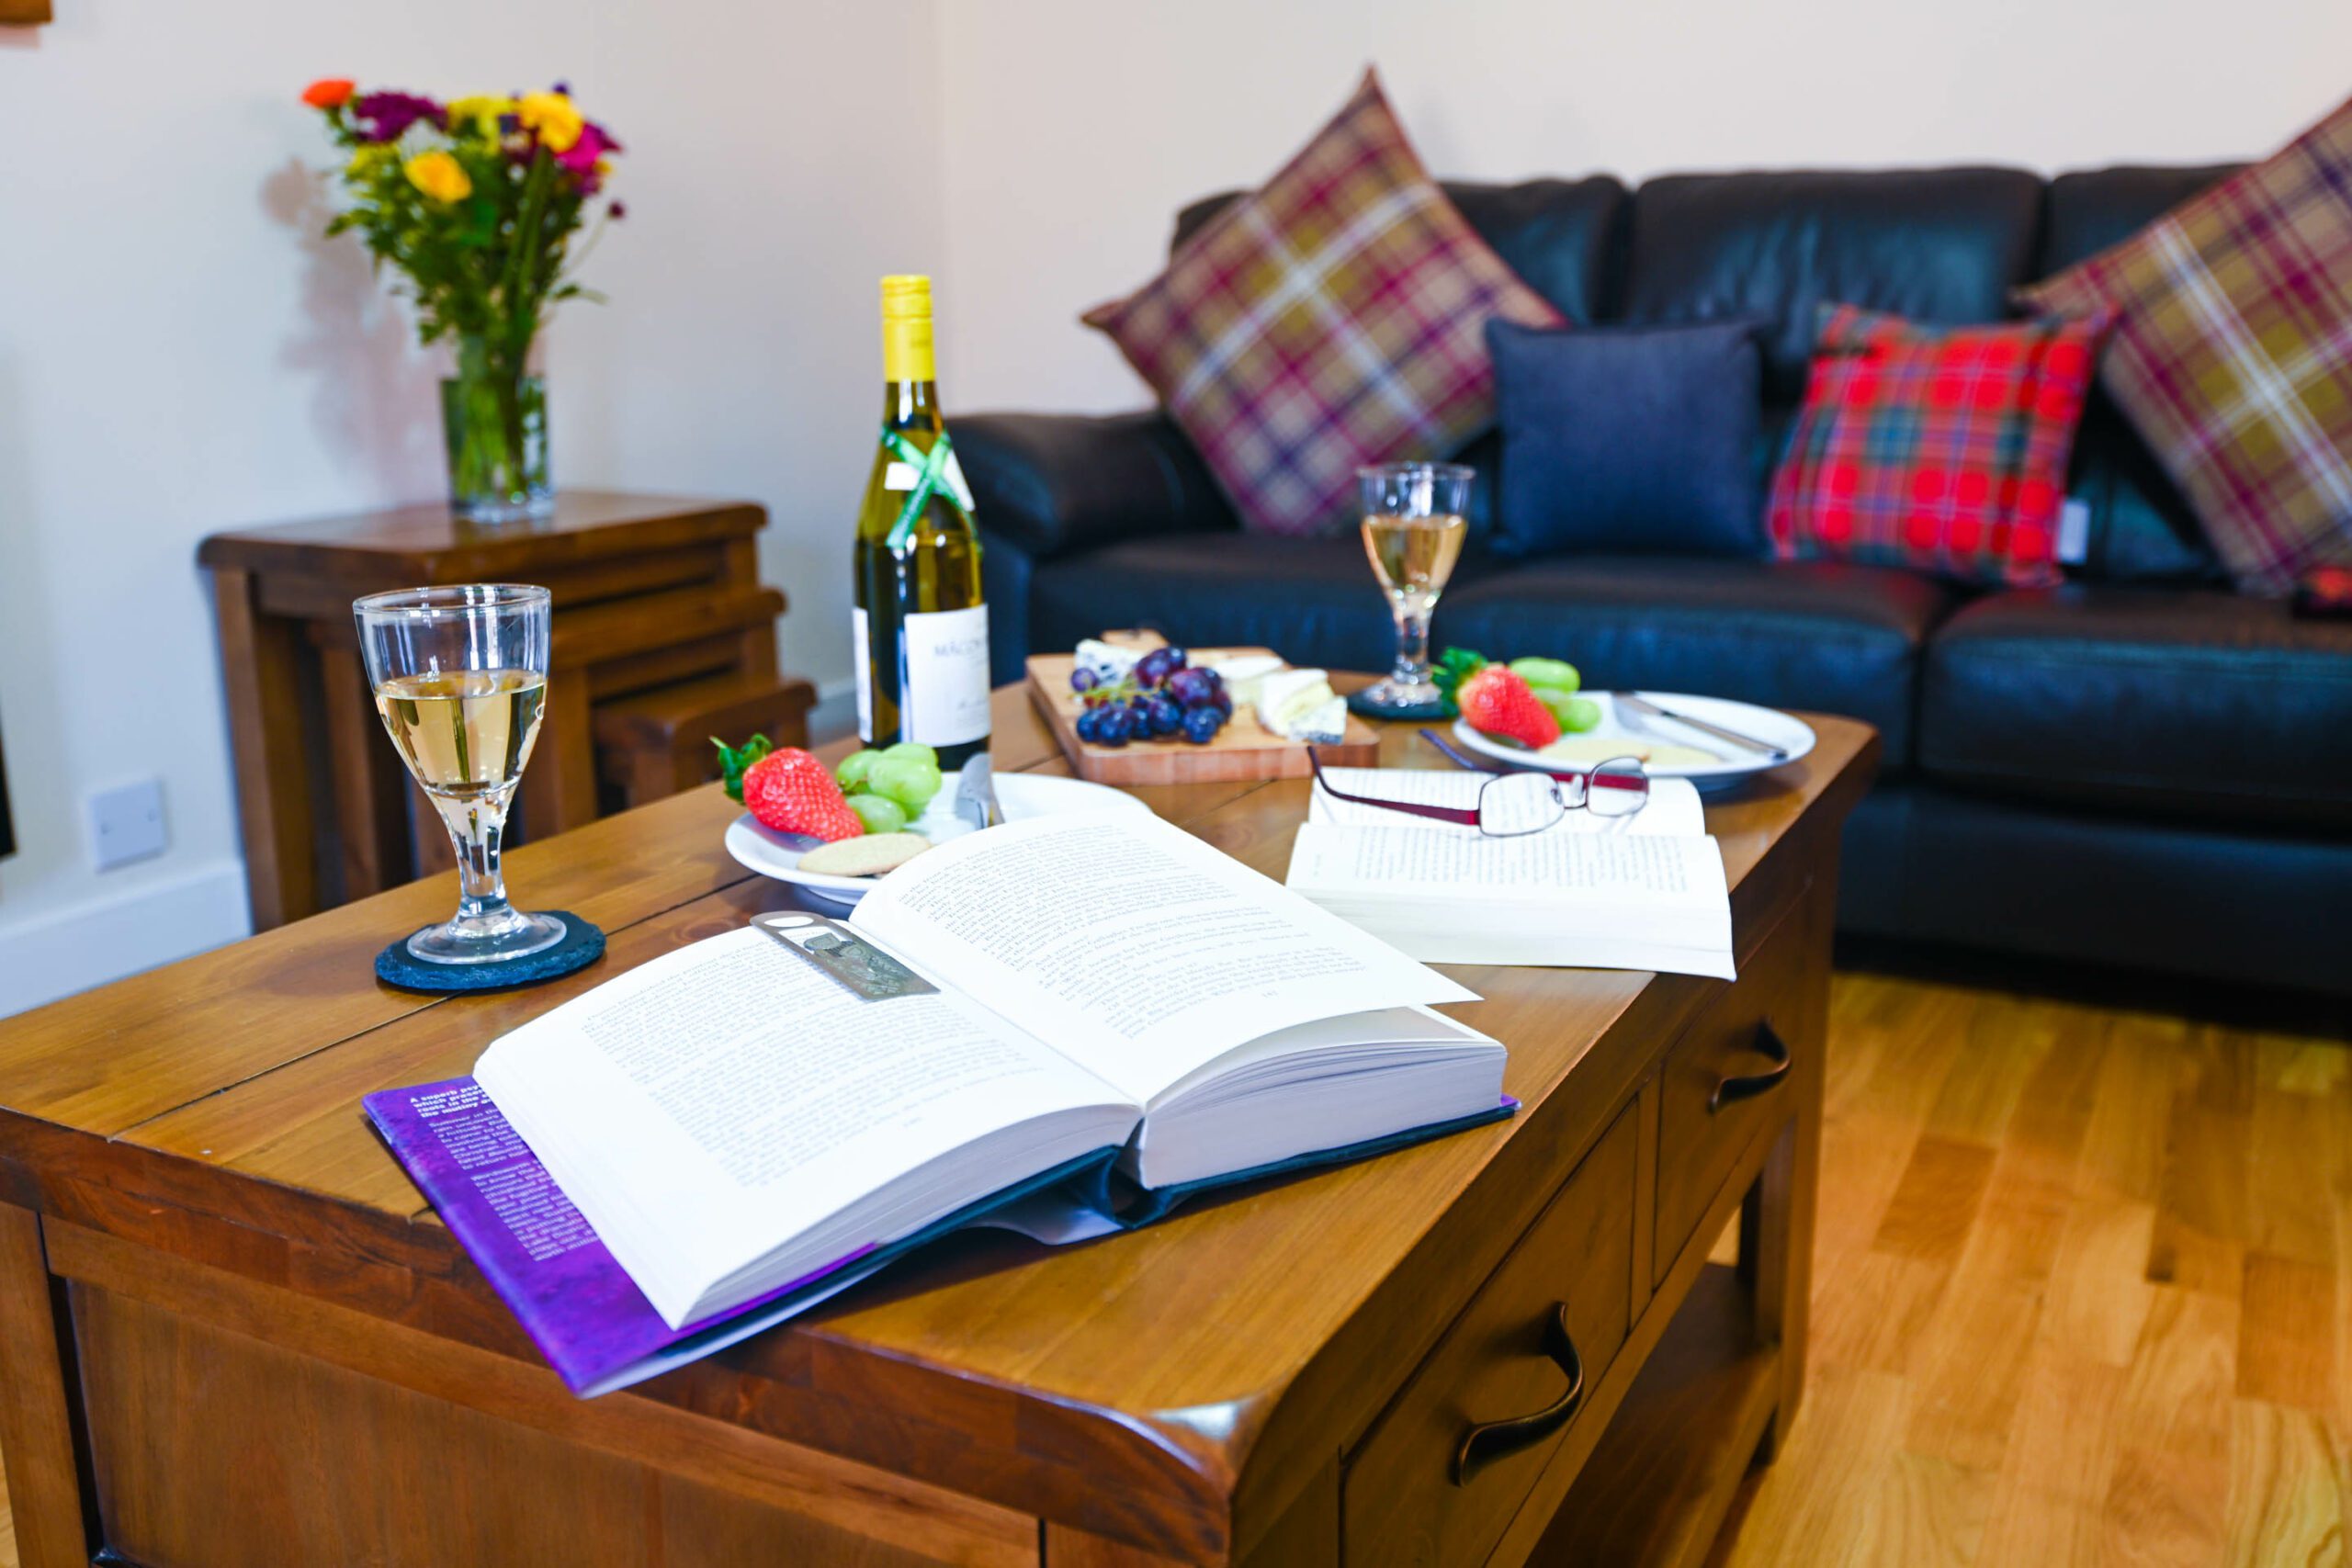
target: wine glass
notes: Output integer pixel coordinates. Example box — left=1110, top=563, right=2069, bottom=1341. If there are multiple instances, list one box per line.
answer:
left=353, top=584, right=566, bottom=964
left=1356, top=462, right=1473, bottom=712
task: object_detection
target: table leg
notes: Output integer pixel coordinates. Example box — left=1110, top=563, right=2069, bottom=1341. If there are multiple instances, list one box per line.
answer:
left=0, top=1203, right=94, bottom=1568
left=1747, top=871, right=1833, bottom=1459
left=317, top=643, right=413, bottom=901
left=209, top=569, right=316, bottom=930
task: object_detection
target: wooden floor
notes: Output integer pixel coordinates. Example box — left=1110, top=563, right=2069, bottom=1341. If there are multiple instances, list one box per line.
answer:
left=0, top=965, right=2343, bottom=1566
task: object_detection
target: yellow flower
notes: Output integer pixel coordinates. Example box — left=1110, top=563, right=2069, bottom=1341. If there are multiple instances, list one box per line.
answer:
left=345, top=144, right=394, bottom=177
left=516, top=90, right=583, bottom=154
left=446, top=94, right=516, bottom=139
left=403, top=150, right=472, bottom=203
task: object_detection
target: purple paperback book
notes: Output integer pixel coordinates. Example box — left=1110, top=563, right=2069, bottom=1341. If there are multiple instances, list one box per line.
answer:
left=364, top=1078, right=886, bottom=1397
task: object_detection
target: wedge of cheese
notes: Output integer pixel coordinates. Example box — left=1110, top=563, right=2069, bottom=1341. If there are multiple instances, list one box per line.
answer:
left=1289, top=694, right=1349, bottom=745
left=1255, top=668, right=1335, bottom=737
left=1074, top=638, right=1141, bottom=684
left=1212, top=654, right=1285, bottom=708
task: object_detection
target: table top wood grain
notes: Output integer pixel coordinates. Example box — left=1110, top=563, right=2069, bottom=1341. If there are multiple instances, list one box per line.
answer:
left=0, top=682, right=1876, bottom=1561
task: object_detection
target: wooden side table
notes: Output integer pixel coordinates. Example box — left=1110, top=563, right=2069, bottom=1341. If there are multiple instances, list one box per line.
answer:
left=198, top=491, right=793, bottom=931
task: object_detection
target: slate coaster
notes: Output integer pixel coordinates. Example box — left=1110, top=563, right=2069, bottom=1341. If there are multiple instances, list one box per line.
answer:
left=1346, top=690, right=1453, bottom=723
left=375, top=911, right=605, bottom=994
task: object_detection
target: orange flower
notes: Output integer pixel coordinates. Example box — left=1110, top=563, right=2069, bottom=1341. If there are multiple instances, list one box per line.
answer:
left=302, top=78, right=356, bottom=110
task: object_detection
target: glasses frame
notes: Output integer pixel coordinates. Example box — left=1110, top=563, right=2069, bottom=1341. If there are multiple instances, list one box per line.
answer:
left=1306, top=747, right=1650, bottom=837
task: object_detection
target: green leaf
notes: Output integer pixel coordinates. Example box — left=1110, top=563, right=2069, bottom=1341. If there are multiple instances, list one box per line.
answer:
left=711, top=733, right=774, bottom=803
left=1431, top=648, right=1487, bottom=715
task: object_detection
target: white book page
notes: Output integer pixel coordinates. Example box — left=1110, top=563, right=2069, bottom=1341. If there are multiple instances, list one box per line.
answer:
left=475, top=927, right=1135, bottom=1326
left=1309, top=769, right=1706, bottom=837
left=850, top=811, right=1479, bottom=1105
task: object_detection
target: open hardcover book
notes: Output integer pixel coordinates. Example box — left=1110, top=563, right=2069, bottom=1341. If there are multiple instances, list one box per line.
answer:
left=367, top=811, right=1509, bottom=1396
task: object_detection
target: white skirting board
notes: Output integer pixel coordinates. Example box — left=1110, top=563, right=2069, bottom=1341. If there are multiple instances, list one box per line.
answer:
left=0, top=857, right=251, bottom=1019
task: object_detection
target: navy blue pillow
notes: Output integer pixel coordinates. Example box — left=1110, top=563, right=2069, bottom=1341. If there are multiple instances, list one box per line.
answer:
left=1485, top=317, right=1765, bottom=558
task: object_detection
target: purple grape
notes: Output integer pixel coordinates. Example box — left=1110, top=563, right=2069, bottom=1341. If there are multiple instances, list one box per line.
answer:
left=1165, top=667, right=1214, bottom=708
left=1135, top=646, right=1185, bottom=686
left=1182, top=705, right=1222, bottom=744
left=1069, top=668, right=1099, bottom=693
left=1146, top=694, right=1184, bottom=736
left=1095, top=706, right=1133, bottom=746
left=1209, top=688, right=1234, bottom=716
left=1075, top=706, right=1102, bottom=743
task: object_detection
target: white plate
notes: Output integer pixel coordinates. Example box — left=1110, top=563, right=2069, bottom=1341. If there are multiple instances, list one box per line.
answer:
left=724, top=768, right=1154, bottom=912
left=1452, top=692, right=1816, bottom=795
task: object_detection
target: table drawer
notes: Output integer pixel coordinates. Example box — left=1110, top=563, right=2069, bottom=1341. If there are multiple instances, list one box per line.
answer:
left=1652, top=899, right=1810, bottom=1284
left=1344, top=1105, right=1636, bottom=1567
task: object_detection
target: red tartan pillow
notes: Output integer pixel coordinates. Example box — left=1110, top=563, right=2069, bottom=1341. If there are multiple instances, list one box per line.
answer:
left=1765, top=306, right=2109, bottom=588
left=1080, top=70, right=1566, bottom=537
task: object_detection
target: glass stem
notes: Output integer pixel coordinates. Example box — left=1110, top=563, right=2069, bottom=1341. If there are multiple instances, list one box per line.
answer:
left=1392, top=598, right=1433, bottom=682
left=442, top=797, right=514, bottom=926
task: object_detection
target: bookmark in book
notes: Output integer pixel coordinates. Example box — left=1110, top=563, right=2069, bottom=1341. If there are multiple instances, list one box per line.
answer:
left=751, top=912, right=938, bottom=1002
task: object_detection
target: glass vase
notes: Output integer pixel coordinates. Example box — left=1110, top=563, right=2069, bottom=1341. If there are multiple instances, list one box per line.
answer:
left=441, top=337, right=553, bottom=523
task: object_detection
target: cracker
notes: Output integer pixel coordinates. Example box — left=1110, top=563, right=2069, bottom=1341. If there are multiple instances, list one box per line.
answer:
left=798, top=832, right=933, bottom=878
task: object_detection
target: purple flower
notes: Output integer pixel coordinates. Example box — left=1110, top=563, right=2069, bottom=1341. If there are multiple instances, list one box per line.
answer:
left=350, top=90, right=447, bottom=143
left=556, top=120, right=620, bottom=177
left=607, top=200, right=627, bottom=220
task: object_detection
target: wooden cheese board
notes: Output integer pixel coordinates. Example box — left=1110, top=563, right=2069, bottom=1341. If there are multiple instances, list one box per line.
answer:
left=1026, top=642, right=1383, bottom=784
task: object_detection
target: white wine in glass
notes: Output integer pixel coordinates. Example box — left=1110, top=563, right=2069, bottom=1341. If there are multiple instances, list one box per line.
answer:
left=355, top=585, right=565, bottom=964
left=1357, top=463, right=1473, bottom=712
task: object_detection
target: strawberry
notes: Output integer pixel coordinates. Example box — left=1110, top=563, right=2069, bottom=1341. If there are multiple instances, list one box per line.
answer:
left=1456, top=665, right=1561, bottom=750
left=712, top=735, right=864, bottom=841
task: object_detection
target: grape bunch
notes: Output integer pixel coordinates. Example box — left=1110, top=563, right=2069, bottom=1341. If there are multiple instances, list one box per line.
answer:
left=1069, top=645, right=1233, bottom=748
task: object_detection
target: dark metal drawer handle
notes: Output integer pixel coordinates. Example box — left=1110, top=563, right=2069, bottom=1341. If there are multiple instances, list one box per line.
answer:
left=1708, top=1020, right=1792, bottom=1112
left=1450, top=1303, right=1584, bottom=1484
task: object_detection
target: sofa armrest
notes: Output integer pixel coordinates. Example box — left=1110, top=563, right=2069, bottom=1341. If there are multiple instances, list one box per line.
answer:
left=956, top=411, right=1236, bottom=560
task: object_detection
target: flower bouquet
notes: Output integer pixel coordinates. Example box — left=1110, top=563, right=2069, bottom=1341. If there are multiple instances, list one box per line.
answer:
left=303, top=79, right=624, bottom=520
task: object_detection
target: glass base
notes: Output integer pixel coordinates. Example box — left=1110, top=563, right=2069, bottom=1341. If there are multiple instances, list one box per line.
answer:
left=405, top=908, right=568, bottom=965
left=453, top=488, right=556, bottom=525
left=1356, top=675, right=1447, bottom=711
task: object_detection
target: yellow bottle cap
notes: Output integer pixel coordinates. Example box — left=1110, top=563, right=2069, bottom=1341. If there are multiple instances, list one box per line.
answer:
left=880, top=275, right=933, bottom=320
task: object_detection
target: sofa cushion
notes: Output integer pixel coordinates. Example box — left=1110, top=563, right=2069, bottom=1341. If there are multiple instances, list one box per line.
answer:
left=1920, top=585, right=2352, bottom=825
left=1438, top=558, right=1958, bottom=768
left=1766, top=305, right=2108, bottom=589
left=2041, top=165, right=2241, bottom=587
left=1487, top=316, right=1765, bottom=559
left=1029, top=534, right=1446, bottom=675
left=1083, top=71, right=1566, bottom=539
left=1174, top=175, right=1633, bottom=328
left=2022, top=99, right=2352, bottom=592
left=1620, top=168, right=2046, bottom=400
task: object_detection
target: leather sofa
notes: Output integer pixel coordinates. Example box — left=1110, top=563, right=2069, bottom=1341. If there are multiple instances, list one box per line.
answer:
left=957, top=164, right=2352, bottom=998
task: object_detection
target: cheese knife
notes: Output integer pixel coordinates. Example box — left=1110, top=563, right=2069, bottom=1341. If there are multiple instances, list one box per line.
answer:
left=1615, top=693, right=1789, bottom=761
left=955, top=753, right=1005, bottom=830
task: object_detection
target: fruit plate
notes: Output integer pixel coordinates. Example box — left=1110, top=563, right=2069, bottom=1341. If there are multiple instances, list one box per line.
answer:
left=1027, top=646, right=1382, bottom=785
left=724, top=769, right=1152, bottom=912
left=1451, top=691, right=1816, bottom=795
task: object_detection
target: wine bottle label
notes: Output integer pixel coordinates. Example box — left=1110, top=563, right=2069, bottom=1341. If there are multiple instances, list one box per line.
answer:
left=879, top=428, right=975, bottom=547
left=854, top=604, right=990, bottom=747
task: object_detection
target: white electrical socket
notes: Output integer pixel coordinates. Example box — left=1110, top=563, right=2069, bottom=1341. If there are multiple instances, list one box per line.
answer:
left=88, top=778, right=167, bottom=871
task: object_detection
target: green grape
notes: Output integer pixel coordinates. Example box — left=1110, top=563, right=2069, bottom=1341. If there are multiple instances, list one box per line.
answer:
left=844, top=793, right=910, bottom=834
left=835, top=749, right=886, bottom=791
left=881, top=741, right=939, bottom=767
left=1561, top=696, right=1603, bottom=733
left=1509, top=657, right=1581, bottom=694
left=867, top=757, right=944, bottom=812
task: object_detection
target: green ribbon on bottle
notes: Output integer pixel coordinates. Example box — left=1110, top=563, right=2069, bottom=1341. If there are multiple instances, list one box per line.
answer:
left=881, top=427, right=975, bottom=548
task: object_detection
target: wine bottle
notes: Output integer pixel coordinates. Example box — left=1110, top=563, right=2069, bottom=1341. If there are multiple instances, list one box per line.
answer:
left=853, top=274, right=990, bottom=771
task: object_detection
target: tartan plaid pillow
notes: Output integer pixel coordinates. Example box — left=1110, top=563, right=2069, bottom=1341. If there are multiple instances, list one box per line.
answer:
left=2020, top=96, right=2352, bottom=592
left=1081, top=70, right=1566, bottom=537
left=1766, top=306, right=2108, bottom=589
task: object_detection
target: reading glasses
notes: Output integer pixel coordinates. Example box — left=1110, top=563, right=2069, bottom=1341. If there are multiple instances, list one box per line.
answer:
left=1306, top=747, right=1650, bottom=837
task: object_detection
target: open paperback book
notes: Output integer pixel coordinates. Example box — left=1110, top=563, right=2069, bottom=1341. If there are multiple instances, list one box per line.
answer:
left=1285, top=767, right=1736, bottom=980
left=366, top=809, right=1508, bottom=1396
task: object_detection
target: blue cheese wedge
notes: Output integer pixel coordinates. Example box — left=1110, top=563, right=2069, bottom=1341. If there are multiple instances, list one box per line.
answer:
left=1075, top=638, right=1141, bottom=684
left=1212, top=654, right=1286, bottom=708
left=1255, top=668, right=1335, bottom=737
left=1289, top=694, right=1349, bottom=745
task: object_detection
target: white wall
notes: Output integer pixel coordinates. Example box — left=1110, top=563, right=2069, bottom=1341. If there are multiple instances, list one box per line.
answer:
left=936, top=0, right=2352, bottom=412
left=0, top=0, right=944, bottom=1013
left=6, top=0, right=2350, bottom=1013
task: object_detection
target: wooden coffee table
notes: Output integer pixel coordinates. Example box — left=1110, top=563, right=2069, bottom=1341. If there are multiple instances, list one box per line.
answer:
left=0, top=682, right=1874, bottom=1568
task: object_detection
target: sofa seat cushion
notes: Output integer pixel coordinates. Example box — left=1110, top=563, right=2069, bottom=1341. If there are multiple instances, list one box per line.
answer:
left=1921, top=586, right=2352, bottom=826
left=1438, top=558, right=1958, bottom=768
left=1029, top=533, right=1455, bottom=675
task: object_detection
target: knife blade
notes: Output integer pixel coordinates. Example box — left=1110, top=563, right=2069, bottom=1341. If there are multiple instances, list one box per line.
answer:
left=955, top=754, right=1004, bottom=829
left=1615, top=693, right=1789, bottom=762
